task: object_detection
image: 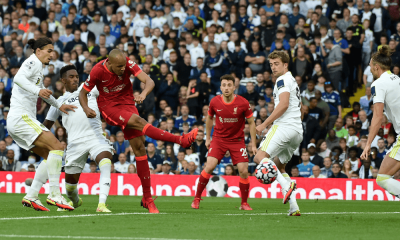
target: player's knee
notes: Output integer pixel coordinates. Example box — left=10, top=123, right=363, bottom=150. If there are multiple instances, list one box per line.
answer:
left=376, top=174, right=391, bottom=189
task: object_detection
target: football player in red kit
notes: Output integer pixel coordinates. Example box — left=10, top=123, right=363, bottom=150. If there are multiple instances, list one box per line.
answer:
left=191, top=74, right=257, bottom=210
left=79, top=50, right=198, bottom=213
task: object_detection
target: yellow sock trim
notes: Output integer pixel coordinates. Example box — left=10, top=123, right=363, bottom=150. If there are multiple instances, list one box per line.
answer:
left=50, top=150, right=64, bottom=157
left=282, top=173, right=289, bottom=178
left=65, top=184, right=77, bottom=192
left=99, top=158, right=112, bottom=168
left=377, top=174, right=391, bottom=182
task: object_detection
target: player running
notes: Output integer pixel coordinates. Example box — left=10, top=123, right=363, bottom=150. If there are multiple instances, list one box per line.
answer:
left=42, top=65, right=113, bottom=212
left=254, top=51, right=303, bottom=216
left=191, top=74, right=257, bottom=210
left=361, top=46, right=400, bottom=199
left=79, top=49, right=198, bottom=213
left=9, top=38, right=76, bottom=211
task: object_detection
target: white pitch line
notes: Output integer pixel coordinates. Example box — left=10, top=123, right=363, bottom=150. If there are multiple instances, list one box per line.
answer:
left=0, top=212, right=168, bottom=221
left=0, top=234, right=199, bottom=240
left=223, top=211, right=400, bottom=216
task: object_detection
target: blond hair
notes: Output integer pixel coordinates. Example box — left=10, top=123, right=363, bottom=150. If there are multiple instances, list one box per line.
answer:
left=268, top=50, right=290, bottom=64
left=371, top=45, right=392, bottom=70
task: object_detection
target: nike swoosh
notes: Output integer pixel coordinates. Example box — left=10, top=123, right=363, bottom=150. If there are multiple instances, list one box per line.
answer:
left=102, top=81, right=108, bottom=82
left=217, top=109, right=223, bottom=111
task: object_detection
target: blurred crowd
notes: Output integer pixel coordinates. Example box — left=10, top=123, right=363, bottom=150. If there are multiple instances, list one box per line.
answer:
left=1, top=0, right=400, bottom=179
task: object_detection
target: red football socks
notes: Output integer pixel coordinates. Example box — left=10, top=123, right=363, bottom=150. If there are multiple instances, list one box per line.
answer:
left=143, top=124, right=180, bottom=144
left=136, top=155, right=152, bottom=199
left=195, top=170, right=212, bottom=199
left=239, top=177, right=250, bottom=204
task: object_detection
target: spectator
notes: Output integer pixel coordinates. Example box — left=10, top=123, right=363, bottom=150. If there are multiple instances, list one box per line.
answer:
left=0, top=140, right=7, bottom=158
left=308, top=97, right=328, bottom=129
left=348, top=146, right=362, bottom=172
left=371, top=167, right=379, bottom=179
left=193, top=130, right=207, bottom=167
left=245, top=41, right=266, bottom=75
left=330, top=163, right=348, bottom=178
left=242, top=82, right=259, bottom=104
left=291, top=166, right=301, bottom=177
left=346, top=125, right=359, bottom=147
left=187, top=161, right=198, bottom=175
left=301, top=80, right=316, bottom=106
left=359, top=157, right=373, bottom=179
left=89, top=162, right=98, bottom=173
left=174, top=105, right=196, bottom=132
left=322, top=82, right=341, bottom=129
left=358, top=110, right=370, bottom=134
left=158, top=160, right=174, bottom=175
left=371, top=0, right=391, bottom=45
left=318, top=139, right=332, bottom=158
left=127, top=164, right=137, bottom=174
left=114, top=153, right=130, bottom=173
left=321, top=157, right=333, bottom=177
left=322, top=39, right=343, bottom=91
left=5, top=135, right=20, bottom=160
left=113, top=131, right=130, bottom=158
left=297, top=151, right=315, bottom=178
left=309, top=165, right=327, bottom=178
left=302, top=105, right=320, bottom=150
left=1, top=149, right=20, bottom=171
left=370, top=147, right=383, bottom=169
left=291, top=46, right=313, bottom=81
left=64, top=29, right=87, bottom=53
left=147, top=143, right=162, bottom=173
left=88, top=11, right=105, bottom=39
left=334, top=117, right=348, bottom=138
left=307, top=143, right=324, bottom=168
left=158, top=72, right=179, bottom=112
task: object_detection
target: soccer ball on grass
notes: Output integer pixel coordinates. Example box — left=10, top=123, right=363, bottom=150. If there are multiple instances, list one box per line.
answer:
left=255, top=158, right=278, bottom=184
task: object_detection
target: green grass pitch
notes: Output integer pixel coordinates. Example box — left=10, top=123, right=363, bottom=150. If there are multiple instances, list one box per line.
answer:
left=0, top=193, right=398, bottom=240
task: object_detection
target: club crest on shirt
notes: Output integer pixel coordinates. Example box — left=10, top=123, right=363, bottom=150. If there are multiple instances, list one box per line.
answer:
left=233, top=107, right=237, bottom=114
left=219, top=116, right=224, bottom=123
left=103, top=87, right=109, bottom=93
left=371, top=86, right=376, bottom=97
left=119, top=116, right=125, bottom=122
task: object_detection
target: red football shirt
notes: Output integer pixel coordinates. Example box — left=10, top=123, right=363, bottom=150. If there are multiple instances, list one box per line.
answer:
left=208, top=95, right=253, bottom=141
left=83, top=57, right=142, bottom=109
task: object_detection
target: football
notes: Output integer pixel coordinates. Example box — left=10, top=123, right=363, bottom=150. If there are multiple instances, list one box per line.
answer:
left=206, top=176, right=229, bottom=197
left=255, top=158, right=278, bottom=184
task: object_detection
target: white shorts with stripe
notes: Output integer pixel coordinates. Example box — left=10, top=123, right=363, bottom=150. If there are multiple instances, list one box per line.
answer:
left=387, top=135, right=400, bottom=161
left=64, top=135, right=114, bottom=174
left=7, top=113, right=49, bottom=150
left=258, top=125, right=303, bottom=164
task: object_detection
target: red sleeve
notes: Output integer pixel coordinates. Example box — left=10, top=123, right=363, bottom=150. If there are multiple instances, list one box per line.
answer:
left=126, top=57, right=142, bottom=77
left=208, top=98, right=215, bottom=118
left=244, top=99, right=253, bottom=119
left=83, top=68, right=99, bottom=92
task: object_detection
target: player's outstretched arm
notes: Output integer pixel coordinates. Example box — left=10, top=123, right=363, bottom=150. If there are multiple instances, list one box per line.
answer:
left=79, top=87, right=96, bottom=118
left=205, top=114, right=213, bottom=149
left=256, top=92, right=290, bottom=134
left=247, top=116, right=257, bottom=155
left=361, top=102, right=384, bottom=160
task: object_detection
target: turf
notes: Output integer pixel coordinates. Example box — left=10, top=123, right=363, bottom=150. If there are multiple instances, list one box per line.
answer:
left=0, top=193, right=398, bottom=240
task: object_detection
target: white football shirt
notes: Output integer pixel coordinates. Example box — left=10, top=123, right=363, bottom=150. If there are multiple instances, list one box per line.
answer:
left=46, top=85, right=102, bottom=142
left=273, top=71, right=302, bottom=132
left=371, top=71, right=400, bottom=134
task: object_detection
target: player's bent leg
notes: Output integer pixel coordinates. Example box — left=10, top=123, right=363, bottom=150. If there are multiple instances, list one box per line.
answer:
left=32, top=132, right=66, bottom=201
left=129, top=136, right=159, bottom=214
left=278, top=163, right=300, bottom=216
left=253, top=150, right=270, bottom=165
left=237, top=162, right=252, bottom=210
left=192, top=157, right=218, bottom=209
left=95, top=152, right=113, bottom=213
left=376, top=156, right=400, bottom=198
left=23, top=160, right=50, bottom=211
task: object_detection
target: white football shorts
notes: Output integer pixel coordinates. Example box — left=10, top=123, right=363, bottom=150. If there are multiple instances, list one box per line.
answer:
left=65, top=135, right=114, bottom=174
left=258, top=125, right=303, bottom=164
left=7, top=113, right=49, bottom=150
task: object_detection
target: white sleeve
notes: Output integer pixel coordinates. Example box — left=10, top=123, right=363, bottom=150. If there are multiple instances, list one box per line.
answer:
left=371, top=82, right=385, bottom=104
left=45, top=98, right=63, bottom=121
left=13, top=62, right=41, bottom=96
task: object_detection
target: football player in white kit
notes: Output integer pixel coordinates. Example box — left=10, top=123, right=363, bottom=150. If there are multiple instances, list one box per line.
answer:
left=361, top=46, right=400, bottom=199
left=8, top=38, right=76, bottom=211
left=254, top=51, right=303, bottom=216
left=42, top=65, right=114, bottom=212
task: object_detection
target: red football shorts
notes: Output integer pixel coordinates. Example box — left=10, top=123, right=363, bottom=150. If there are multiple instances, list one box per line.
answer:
left=207, top=138, right=248, bottom=165
left=100, top=104, right=144, bottom=140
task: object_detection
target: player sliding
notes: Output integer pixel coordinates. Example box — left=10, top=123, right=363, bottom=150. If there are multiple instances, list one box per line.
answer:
left=254, top=51, right=303, bottom=216
left=361, top=46, right=400, bottom=199
left=8, top=38, right=76, bottom=211
left=79, top=49, right=198, bottom=213
left=41, top=65, right=113, bottom=212
left=192, top=74, right=257, bottom=210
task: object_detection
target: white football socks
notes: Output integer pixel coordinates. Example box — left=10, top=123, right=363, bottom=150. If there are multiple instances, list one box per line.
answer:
left=377, top=174, right=400, bottom=198
left=65, top=183, right=79, bottom=204
left=283, top=173, right=299, bottom=210
left=98, top=158, right=112, bottom=204
left=267, top=159, right=289, bottom=189
left=26, top=160, right=48, bottom=198
left=47, top=150, right=64, bottom=197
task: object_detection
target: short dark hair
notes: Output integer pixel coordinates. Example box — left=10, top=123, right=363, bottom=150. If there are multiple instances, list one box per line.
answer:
left=27, top=37, right=53, bottom=53
left=220, top=74, right=235, bottom=83
left=60, top=65, right=77, bottom=79
left=348, top=125, right=356, bottom=131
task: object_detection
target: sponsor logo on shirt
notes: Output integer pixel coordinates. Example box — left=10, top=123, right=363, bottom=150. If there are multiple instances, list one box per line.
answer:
left=219, top=117, right=238, bottom=123
left=111, top=84, right=126, bottom=92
